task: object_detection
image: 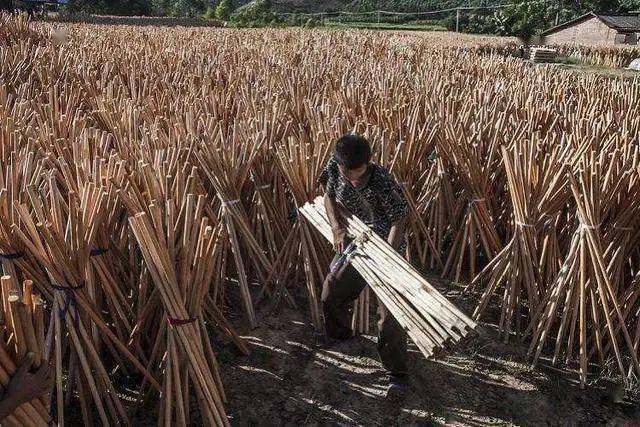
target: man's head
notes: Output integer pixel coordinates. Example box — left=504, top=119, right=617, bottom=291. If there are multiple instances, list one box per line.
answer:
left=334, top=133, right=372, bottom=185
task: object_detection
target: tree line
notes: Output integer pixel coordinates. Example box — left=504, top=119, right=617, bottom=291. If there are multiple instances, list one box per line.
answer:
left=2, top=0, right=640, bottom=35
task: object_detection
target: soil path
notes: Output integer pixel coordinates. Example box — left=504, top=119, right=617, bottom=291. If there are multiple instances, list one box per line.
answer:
left=219, top=280, right=639, bottom=426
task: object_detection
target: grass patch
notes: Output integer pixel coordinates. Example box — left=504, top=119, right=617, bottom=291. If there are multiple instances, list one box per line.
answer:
left=324, top=21, right=447, bottom=31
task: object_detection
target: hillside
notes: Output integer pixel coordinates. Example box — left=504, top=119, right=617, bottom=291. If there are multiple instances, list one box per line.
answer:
left=264, top=0, right=505, bottom=13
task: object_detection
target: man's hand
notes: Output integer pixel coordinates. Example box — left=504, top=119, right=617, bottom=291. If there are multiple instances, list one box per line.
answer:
left=387, top=217, right=407, bottom=251
left=0, top=353, right=52, bottom=421
left=332, top=225, right=347, bottom=254
left=6, top=353, right=51, bottom=406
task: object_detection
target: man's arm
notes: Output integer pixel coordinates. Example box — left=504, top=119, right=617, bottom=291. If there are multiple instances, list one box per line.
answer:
left=387, top=216, right=407, bottom=251
left=325, top=194, right=347, bottom=253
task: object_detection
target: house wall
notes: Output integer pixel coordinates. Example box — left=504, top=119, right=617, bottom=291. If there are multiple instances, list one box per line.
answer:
left=543, top=17, right=620, bottom=46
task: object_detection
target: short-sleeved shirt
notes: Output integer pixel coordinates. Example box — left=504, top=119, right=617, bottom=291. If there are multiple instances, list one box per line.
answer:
left=318, top=155, right=408, bottom=252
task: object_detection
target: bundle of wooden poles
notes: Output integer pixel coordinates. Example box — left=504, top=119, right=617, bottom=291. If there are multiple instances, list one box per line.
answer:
left=300, top=197, right=477, bottom=358
left=0, top=12, right=639, bottom=424
left=0, top=276, right=50, bottom=427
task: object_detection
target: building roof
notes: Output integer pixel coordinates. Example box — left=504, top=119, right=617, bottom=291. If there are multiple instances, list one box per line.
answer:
left=540, top=12, right=640, bottom=36
left=599, top=14, right=640, bottom=31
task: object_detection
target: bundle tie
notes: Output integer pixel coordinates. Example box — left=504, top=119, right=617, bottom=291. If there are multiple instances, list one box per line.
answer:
left=224, top=199, right=240, bottom=206
left=614, top=225, right=633, bottom=231
left=167, top=316, right=197, bottom=326
left=52, top=282, right=85, bottom=327
left=288, top=207, right=299, bottom=223
left=0, top=251, right=24, bottom=260
left=257, top=184, right=271, bottom=190
left=400, top=181, right=409, bottom=186
left=90, top=247, right=109, bottom=257
left=469, top=198, right=485, bottom=205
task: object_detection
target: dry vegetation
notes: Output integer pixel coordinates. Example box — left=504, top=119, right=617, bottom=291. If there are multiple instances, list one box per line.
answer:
left=1, top=13, right=640, bottom=424
left=554, top=44, right=640, bottom=68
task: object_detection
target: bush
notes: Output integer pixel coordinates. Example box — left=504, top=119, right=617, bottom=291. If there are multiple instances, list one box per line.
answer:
left=230, top=0, right=277, bottom=27
left=304, top=17, right=318, bottom=28
left=214, top=0, right=233, bottom=21
left=286, top=13, right=298, bottom=26
left=67, top=0, right=152, bottom=16
left=204, top=6, right=215, bottom=19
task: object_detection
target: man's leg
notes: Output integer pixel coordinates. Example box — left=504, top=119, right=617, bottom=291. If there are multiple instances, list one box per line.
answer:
left=377, top=301, right=408, bottom=392
left=321, top=255, right=367, bottom=340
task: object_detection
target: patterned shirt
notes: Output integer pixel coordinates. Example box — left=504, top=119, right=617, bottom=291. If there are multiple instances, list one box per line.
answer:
left=318, top=155, right=408, bottom=251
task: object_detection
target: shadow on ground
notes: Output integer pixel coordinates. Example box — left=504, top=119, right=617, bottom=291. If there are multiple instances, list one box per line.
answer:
left=219, top=304, right=639, bottom=426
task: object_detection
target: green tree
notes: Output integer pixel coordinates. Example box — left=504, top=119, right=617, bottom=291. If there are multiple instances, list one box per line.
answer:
left=0, top=0, right=14, bottom=12
left=215, top=0, right=233, bottom=20
left=304, top=16, right=319, bottom=27
left=618, top=0, right=640, bottom=10
left=151, top=0, right=174, bottom=15
left=499, top=0, right=598, bottom=39
left=68, top=0, right=219, bottom=16
left=68, top=0, right=152, bottom=15
left=229, top=0, right=277, bottom=26
left=169, top=0, right=206, bottom=16
left=502, top=1, right=551, bottom=38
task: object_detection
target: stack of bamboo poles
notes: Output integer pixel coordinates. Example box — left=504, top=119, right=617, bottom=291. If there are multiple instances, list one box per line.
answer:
left=10, top=173, right=157, bottom=425
left=414, top=157, right=457, bottom=271
left=467, top=141, right=571, bottom=341
left=437, top=123, right=503, bottom=283
left=118, top=143, right=247, bottom=425
left=377, top=121, right=444, bottom=269
left=271, top=135, right=335, bottom=331
left=129, top=209, right=228, bottom=426
left=0, top=142, right=51, bottom=301
left=468, top=144, right=542, bottom=341
left=0, top=276, right=49, bottom=427
left=300, top=196, right=477, bottom=358
left=195, top=128, right=273, bottom=329
left=0, top=13, right=43, bottom=44
left=528, top=151, right=640, bottom=387
left=1, top=13, right=640, bottom=422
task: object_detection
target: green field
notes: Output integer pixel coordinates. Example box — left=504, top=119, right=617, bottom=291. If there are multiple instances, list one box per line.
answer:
left=324, top=20, right=447, bottom=31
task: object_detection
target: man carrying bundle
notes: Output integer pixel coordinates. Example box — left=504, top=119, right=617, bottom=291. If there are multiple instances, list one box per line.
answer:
left=318, top=133, right=410, bottom=399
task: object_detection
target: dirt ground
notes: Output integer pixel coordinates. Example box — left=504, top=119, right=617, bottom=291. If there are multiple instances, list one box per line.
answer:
left=218, top=277, right=640, bottom=426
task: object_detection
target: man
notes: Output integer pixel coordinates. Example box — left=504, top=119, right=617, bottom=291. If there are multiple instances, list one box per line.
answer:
left=0, top=352, right=52, bottom=421
left=318, top=133, right=409, bottom=398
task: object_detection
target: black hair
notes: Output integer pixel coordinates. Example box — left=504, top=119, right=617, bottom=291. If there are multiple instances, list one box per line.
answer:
left=334, top=134, right=371, bottom=170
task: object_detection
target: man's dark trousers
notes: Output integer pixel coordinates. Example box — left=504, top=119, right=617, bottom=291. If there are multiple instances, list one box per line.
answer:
left=321, top=254, right=408, bottom=379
